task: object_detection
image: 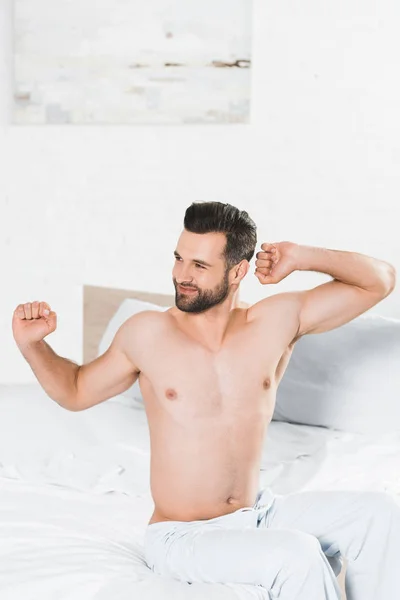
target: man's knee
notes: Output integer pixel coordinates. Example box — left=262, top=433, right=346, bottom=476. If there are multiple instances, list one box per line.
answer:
left=272, top=530, right=323, bottom=570
left=262, top=530, right=331, bottom=594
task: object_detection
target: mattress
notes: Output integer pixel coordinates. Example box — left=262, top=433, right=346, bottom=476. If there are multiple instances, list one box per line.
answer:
left=0, top=383, right=399, bottom=599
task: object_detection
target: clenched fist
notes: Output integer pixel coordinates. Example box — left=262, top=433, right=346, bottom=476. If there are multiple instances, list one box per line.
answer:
left=12, top=301, right=57, bottom=350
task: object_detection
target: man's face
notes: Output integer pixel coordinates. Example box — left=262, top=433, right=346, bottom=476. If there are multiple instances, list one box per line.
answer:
left=172, top=230, right=231, bottom=314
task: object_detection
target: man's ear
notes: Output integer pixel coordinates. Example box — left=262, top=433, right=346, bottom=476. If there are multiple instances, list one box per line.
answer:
left=233, top=260, right=250, bottom=282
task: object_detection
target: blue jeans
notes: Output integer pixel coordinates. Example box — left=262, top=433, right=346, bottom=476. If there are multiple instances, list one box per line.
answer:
left=144, top=487, right=400, bottom=599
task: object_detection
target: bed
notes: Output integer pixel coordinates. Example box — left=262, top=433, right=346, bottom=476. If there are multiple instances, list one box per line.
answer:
left=1, top=284, right=399, bottom=599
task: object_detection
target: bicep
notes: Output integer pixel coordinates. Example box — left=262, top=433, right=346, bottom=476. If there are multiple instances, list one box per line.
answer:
left=75, top=323, right=140, bottom=411
left=296, top=279, right=387, bottom=338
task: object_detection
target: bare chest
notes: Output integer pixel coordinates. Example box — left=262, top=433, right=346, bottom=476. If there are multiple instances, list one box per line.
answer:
left=135, top=319, right=289, bottom=424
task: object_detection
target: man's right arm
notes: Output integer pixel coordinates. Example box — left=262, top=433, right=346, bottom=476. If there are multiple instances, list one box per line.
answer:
left=19, top=340, right=82, bottom=411
left=74, top=319, right=140, bottom=411
left=19, top=316, right=142, bottom=411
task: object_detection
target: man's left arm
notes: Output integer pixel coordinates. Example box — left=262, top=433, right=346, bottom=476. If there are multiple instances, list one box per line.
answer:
left=290, top=245, right=395, bottom=338
left=253, top=242, right=397, bottom=339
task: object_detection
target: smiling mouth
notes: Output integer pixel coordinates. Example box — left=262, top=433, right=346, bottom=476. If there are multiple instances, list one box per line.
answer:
left=179, top=285, right=197, bottom=294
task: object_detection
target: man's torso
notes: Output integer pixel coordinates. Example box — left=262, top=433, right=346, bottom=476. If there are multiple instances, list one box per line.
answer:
left=125, top=294, right=300, bottom=525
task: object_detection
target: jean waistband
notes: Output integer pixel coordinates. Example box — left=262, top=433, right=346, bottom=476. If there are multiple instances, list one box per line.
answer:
left=146, top=487, right=275, bottom=534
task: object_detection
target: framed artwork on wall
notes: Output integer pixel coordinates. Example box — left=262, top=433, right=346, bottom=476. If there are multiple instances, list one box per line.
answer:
left=13, top=0, right=253, bottom=125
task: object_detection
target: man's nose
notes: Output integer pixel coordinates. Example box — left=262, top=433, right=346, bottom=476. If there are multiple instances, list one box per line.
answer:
left=175, top=265, right=193, bottom=283
left=176, top=276, right=194, bottom=285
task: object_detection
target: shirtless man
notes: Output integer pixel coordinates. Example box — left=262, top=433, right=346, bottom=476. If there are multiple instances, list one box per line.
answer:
left=13, top=201, right=399, bottom=599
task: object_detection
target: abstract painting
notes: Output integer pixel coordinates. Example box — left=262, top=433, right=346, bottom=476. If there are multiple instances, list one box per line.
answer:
left=14, top=0, right=253, bottom=124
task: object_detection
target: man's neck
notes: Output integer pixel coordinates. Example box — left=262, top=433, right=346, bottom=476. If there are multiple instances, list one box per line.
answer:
left=179, top=293, right=243, bottom=350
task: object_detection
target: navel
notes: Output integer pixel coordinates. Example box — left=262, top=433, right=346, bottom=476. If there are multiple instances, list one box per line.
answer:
left=263, top=377, right=271, bottom=390
left=165, top=388, right=178, bottom=400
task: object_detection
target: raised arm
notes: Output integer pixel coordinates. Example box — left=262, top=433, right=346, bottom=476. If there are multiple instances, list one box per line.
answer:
left=290, top=244, right=395, bottom=338
left=13, top=301, right=145, bottom=411
left=251, top=241, right=396, bottom=341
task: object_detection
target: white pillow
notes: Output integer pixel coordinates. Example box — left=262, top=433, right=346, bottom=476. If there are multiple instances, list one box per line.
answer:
left=97, top=298, right=171, bottom=405
left=273, top=313, right=400, bottom=434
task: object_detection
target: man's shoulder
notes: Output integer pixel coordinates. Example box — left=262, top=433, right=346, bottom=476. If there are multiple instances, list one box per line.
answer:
left=118, top=309, right=170, bottom=364
left=123, top=308, right=170, bottom=332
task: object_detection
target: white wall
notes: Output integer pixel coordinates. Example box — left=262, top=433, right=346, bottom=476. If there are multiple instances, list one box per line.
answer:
left=1, top=0, right=399, bottom=383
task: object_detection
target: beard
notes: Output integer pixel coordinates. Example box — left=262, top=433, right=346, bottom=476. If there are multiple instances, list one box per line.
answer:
left=173, top=269, right=230, bottom=314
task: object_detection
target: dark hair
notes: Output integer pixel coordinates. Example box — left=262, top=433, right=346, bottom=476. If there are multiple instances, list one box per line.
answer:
left=183, top=201, right=257, bottom=270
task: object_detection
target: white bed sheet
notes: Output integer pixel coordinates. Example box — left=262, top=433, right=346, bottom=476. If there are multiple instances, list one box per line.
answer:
left=1, top=384, right=399, bottom=600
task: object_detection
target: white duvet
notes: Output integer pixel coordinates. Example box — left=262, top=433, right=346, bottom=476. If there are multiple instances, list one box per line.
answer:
left=0, top=383, right=399, bottom=600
